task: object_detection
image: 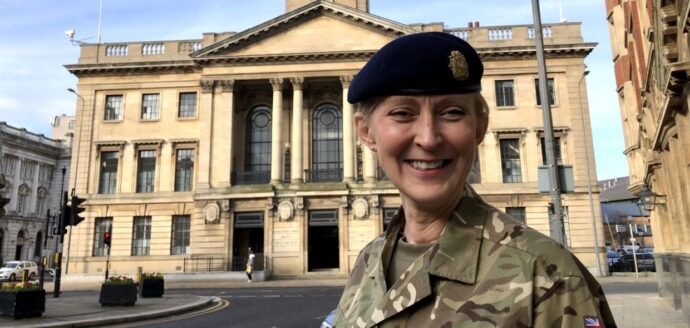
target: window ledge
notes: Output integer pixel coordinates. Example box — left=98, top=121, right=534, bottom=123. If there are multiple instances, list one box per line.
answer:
left=496, top=106, right=517, bottom=110
left=176, top=116, right=198, bottom=121
left=102, top=119, right=123, bottom=124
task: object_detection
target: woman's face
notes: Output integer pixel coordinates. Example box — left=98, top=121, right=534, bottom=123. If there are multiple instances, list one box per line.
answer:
left=355, top=94, right=488, bottom=210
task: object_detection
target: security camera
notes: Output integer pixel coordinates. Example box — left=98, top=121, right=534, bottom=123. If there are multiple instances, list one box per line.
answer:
left=65, top=29, right=75, bottom=39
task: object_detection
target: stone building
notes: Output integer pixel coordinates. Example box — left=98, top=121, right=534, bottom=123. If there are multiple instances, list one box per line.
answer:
left=63, top=0, right=605, bottom=279
left=606, top=0, right=690, bottom=316
left=0, top=122, right=70, bottom=265
left=50, top=114, right=75, bottom=146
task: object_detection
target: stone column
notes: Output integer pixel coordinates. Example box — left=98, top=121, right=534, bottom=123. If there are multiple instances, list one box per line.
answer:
left=363, top=145, right=377, bottom=182
left=270, top=78, right=284, bottom=185
left=341, top=76, right=355, bottom=182
left=196, top=80, right=215, bottom=190
left=290, top=77, right=304, bottom=184
left=217, top=79, right=235, bottom=188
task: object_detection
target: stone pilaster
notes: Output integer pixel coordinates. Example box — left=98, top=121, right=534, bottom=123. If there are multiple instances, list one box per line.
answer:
left=197, top=80, right=215, bottom=190
left=363, top=145, right=377, bottom=182
left=341, top=75, right=354, bottom=183
left=270, top=78, right=284, bottom=185
left=290, top=77, right=304, bottom=184
left=217, top=79, right=235, bottom=188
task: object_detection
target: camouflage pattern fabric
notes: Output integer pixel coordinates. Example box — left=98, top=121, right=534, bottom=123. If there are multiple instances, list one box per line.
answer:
left=334, top=184, right=616, bottom=327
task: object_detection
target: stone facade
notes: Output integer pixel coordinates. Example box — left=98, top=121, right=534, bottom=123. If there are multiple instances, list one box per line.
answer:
left=605, top=0, right=690, bottom=317
left=63, top=0, right=605, bottom=279
left=0, top=122, right=70, bottom=266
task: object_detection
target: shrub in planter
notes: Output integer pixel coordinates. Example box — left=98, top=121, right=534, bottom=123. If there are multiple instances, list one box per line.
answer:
left=99, top=276, right=137, bottom=307
left=0, top=282, right=45, bottom=318
left=140, top=272, right=164, bottom=298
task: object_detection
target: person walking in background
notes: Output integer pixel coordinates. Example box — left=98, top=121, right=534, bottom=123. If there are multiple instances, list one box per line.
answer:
left=246, top=248, right=255, bottom=282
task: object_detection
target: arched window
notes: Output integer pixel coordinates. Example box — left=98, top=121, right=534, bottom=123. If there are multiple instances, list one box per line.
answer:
left=243, top=106, right=272, bottom=184
left=17, top=184, right=30, bottom=215
left=311, top=104, right=343, bottom=182
left=34, top=231, right=43, bottom=257
left=36, top=188, right=48, bottom=217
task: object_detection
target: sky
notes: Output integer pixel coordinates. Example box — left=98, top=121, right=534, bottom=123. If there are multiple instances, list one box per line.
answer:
left=0, top=0, right=628, bottom=180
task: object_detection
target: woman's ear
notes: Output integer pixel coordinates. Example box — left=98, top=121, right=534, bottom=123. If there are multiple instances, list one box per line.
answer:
left=475, top=116, right=488, bottom=146
left=354, top=112, right=377, bottom=152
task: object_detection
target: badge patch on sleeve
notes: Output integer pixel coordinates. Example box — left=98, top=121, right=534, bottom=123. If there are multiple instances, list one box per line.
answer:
left=584, top=316, right=602, bottom=327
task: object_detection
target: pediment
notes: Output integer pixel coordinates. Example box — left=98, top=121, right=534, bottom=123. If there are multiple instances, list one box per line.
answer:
left=192, top=0, right=415, bottom=61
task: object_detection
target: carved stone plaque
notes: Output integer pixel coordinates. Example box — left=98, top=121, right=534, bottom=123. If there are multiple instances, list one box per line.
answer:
left=204, top=202, right=220, bottom=224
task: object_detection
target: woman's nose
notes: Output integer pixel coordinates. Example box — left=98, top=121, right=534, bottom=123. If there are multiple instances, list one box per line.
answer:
left=413, top=114, right=442, bottom=149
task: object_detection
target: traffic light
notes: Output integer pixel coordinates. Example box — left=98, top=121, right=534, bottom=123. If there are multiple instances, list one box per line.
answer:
left=103, top=232, right=111, bottom=246
left=58, top=191, right=70, bottom=235
left=69, top=195, right=86, bottom=226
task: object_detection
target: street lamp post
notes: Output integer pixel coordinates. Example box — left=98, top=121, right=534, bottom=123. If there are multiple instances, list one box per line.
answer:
left=66, top=88, right=85, bottom=275
left=577, top=70, right=603, bottom=276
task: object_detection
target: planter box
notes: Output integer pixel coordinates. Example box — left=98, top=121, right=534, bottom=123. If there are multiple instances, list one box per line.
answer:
left=99, top=284, right=138, bottom=306
left=141, top=278, right=164, bottom=298
left=0, top=289, right=45, bottom=318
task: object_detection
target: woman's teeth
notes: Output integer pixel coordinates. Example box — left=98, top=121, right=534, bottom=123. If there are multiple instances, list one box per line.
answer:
left=410, top=160, right=444, bottom=170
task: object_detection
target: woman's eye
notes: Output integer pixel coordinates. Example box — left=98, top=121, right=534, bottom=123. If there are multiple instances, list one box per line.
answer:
left=441, top=107, right=466, bottom=118
left=389, top=110, right=414, bottom=118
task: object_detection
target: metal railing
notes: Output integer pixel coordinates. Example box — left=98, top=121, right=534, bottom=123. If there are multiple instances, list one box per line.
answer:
left=183, top=256, right=226, bottom=272
left=231, top=171, right=270, bottom=185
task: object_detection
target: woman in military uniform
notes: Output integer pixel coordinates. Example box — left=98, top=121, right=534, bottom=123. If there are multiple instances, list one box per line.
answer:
left=333, top=32, right=616, bottom=328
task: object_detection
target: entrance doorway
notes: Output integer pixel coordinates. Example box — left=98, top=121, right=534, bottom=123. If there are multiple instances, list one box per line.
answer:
left=232, top=212, right=264, bottom=271
left=308, top=210, right=339, bottom=271
left=15, top=230, right=25, bottom=260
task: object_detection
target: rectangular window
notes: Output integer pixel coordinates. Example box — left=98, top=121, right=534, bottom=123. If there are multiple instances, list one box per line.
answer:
left=500, top=138, right=522, bottom=183
left=174, top=149, right=194, bottom=192
left=178, top=92, right=197, bottom=118
left=104, top=95, right=123, bottom=121
left=495, top=80, right=515, bottom=107
left=136, top=150, right=156, bottom=193
left=20, top=160, right=35, bottom=179
left=540, top=137, right=562, bottom=165
left=2, top=155, right=17, bottom=175
left=68, top=120, right=75, bottom=129
left=99, top=151, right=119, bottom=194
left=535, top=78, right=555, bottom=106
left=132, top=216, right=151, bottom=256
left=93, top=217, right=112, bottom=256
left=506, top=207, right=526, bottom=224
left=140, top=93, right=160, bottom=120
left=39, top=165, right=54, bottom=183
left=171, top=215, right=191, bottom=255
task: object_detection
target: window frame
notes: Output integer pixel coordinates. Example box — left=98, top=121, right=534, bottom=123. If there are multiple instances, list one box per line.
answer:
left=136, top=149, right=157, bottom=193
left=174, top=148, right=195, bottom=192
left=177, top=92, right=198, bottom=119
left=499, top=138, right=523, bottom=183
left=131, top=216, right=152, bottom=256
left=506, top=207, right=526, bottom=224
left=171, top=215, right=191, bottom=255
left=534, top=78, right=556, bottom=106
left=104, top=94, right=124, bottom=122
left=494, top=79, right=516, bottom=108
left=244, top=105, right=272, bottom=175
left=92, top=217, right=112, bottom=257
left=98, top=151, right=120, bottom=194
left=310, top=103, right=343, bottom=182
left=140, top=93, right=161, bottom=121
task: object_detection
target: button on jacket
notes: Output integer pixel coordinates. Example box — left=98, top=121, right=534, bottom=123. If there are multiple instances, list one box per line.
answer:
left=334, top=185, right=616, bottom=328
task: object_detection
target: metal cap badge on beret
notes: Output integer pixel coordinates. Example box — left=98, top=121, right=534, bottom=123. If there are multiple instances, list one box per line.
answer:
left=347, top=31, right=483, bottom=104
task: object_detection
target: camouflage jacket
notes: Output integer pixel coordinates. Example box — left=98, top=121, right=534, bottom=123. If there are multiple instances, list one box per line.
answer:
left=334, top=185, right=616, bottom=328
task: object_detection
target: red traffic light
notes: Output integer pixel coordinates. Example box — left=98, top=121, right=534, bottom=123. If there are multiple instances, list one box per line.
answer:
left=103, top=232, right=111, bottom=246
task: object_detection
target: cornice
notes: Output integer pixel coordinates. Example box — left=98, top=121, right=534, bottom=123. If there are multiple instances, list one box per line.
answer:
left=64, top=61, right=199, bottom=77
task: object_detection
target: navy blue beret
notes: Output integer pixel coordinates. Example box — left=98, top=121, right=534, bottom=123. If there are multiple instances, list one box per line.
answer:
left=348, top=32, right=483, bottom=103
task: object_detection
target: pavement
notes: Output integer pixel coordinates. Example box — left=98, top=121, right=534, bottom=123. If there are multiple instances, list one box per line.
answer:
left=0, top=275, right=686, bottom=327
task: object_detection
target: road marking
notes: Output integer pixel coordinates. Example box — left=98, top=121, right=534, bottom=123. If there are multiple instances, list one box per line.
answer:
left=114, top=298, right=229, bottom=327
left=263, top=295, right=281, bottom=298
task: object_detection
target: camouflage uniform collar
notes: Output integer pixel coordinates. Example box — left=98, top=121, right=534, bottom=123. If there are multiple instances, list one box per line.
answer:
left=378, top=184, right=487, bottom=285
left=428, top=184, right=487, bottom=284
